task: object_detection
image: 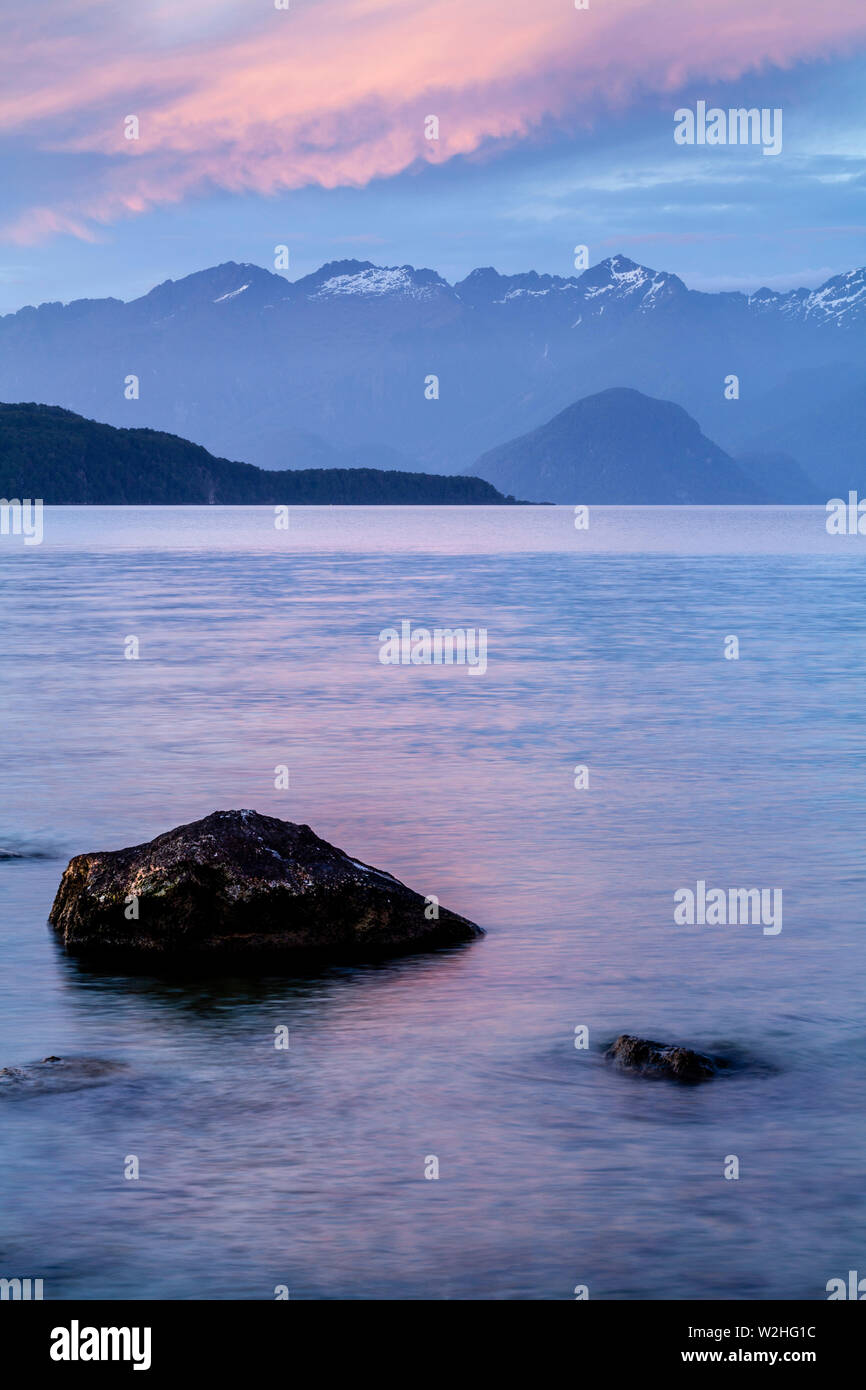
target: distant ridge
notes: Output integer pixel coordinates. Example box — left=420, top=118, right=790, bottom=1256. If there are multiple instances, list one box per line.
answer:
left=9, top=253, right=860, bottom=324
left=0, top=404, right=514, bottom=505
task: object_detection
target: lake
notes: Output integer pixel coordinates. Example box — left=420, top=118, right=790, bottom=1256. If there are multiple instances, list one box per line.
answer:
left=1, top=505, right=864, bottom=1299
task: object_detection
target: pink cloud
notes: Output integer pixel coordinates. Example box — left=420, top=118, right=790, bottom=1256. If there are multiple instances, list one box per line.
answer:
left=2, top=0, right=866, bottom=243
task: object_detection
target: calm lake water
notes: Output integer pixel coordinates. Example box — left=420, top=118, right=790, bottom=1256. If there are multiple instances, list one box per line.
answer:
left=1, top=505, right=864, bottom=1300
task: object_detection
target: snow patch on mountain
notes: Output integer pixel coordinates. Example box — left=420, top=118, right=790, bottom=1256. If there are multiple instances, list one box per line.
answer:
left=496, top=283, right=576, bottom=303
left=310, top=266, right=447, bottom=300
left=213, top=284, right=250, bottom=303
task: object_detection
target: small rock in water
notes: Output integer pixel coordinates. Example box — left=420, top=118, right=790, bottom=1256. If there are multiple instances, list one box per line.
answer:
left=0, top=1056, right=124, bottom=1097
left=49, top=809, right=483, bottom=966
left=606, top=1034, right=721, bottom=1083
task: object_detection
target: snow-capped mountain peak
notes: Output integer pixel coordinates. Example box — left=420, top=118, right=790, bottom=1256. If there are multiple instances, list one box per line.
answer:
left=747, top=266, right=866, bottom=327
left=131, top=261, right=289, bottom=320
left=577, top=255, right=685, bottom=311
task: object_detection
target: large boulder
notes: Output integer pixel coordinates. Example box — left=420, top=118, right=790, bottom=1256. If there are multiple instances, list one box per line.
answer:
left=606, top=1034, right=721, bottom=1083
left=49, top=810, right=482, bottom=965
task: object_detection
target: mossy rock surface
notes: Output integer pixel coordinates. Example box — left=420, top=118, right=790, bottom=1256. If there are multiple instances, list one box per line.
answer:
left=49, top=810, right=482, bottom=966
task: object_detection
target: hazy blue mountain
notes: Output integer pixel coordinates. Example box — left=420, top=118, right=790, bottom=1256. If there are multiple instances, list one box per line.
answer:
left=0, top=254, right=863, bottom=483
left=733, top=452, right=823, bottom=503
left=723, top=364, right=866, bottom=495
left=470, top=388, right=765, bottom=503
left=0, top=403, right=512, bottom=505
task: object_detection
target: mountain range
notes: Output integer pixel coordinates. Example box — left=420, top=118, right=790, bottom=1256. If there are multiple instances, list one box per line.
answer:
left=1, top=253, right=863, bottom=495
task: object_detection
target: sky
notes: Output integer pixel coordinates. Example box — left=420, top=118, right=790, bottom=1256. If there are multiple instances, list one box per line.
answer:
left=0, top=0, right=865, bottom=313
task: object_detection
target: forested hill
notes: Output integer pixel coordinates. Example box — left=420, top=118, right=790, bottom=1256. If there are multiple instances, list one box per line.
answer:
left=0, top=403, right=514, bottom=505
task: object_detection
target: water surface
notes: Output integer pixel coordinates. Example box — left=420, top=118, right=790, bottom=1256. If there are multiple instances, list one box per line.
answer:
left=1, top=506, right=864, bottom=1299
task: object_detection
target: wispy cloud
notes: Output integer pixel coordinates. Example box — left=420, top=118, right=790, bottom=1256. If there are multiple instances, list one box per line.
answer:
left=3, top=0, right=866, bottom=243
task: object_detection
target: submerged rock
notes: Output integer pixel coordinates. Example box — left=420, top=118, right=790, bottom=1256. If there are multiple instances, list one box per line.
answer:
left=606, top=1034, right=722, bottom=1083
left=49, top=810, right=483, bottom=965
left=0, top=1056, right=124, bottom=1097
